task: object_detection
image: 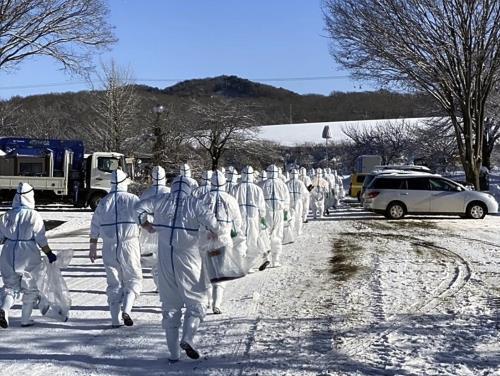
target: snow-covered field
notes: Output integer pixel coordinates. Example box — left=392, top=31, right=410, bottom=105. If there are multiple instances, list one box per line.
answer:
left=256, top=118, right=433, bottom=146
left=1, top=203, right=500, bottom=375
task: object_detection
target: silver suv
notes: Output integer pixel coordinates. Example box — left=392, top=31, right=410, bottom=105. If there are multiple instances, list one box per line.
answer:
left=363, top=174, right=498, bottom=219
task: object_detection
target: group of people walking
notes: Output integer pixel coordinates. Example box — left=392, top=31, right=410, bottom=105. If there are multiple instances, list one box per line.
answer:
left=0, top=163, right=344, bottom=363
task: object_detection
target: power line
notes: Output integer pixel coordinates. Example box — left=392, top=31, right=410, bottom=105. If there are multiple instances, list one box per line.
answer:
left=0, top=75, right=351, bottom=91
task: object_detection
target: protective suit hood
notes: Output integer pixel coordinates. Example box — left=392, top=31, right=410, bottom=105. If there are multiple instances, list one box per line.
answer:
left=180, top=164, right=192, bottom=178
left=111, top=169, right=129, bottom=192
left=171, top=176, right=192, bottom=198
left=227, top=168, right=238, bottom=183
left=267, top=165, right=279, bottom=179
left=299, top=167, right=307, bottom=176
left=290, top=169, right=299, bottom=180
left=241, top=166, right=254, bottom=183
left=211, top=170, right=226, bottom=192
left=151, top=166, right=166, bottom=186
left=201, top=170, right=213, bottom=187
left=12, top=182, right=35, bottom=209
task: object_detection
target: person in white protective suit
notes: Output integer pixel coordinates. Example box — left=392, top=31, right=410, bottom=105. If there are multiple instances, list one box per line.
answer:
left=298, top=167, right=312, bottom=223
left=139, top=166, right=170, bottom=291
left=261, top=165, right=290, bottom=268
left=277, top=167, right=287, bottom=182
left=0, top=183, right=58, bottom=329
left=323, top=167, right=336, bottom=214
left=142, top=166, right=171, bottom=199
left=232, top=166, right=269, bottom=271
left=258, top=170, right=267, bottom=188
left=136, top=176, right=221, bottom=361
left=286, top=169, right=309, bottom=236
left=327, top=168, right=340, bottom=209
left=204, top=170, right=244, bottom=314
left=334, top=170, right=345, bottom=200
left=310, top=168, right=329, bottom=219
left=89, top=169, right=142, bottom=328
left=191, top=170, right=212, bottom=199
left=179, top=163, right=199, bottom=189
left=225, top=168, right=239, bottom=194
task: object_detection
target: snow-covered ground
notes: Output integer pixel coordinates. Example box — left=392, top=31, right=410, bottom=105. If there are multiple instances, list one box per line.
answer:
left=1, top=203, right=500, bottom=375
left=256, top=118, right=433, bottom=146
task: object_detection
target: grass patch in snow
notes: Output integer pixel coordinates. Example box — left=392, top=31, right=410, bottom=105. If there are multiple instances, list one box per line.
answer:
left=365, top=219, right=439, bottom=231
left=329, top=238, right=362, bottom=281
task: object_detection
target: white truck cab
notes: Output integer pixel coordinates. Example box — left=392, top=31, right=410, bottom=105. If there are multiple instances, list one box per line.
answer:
left=84, top=152, right=127, bottom=209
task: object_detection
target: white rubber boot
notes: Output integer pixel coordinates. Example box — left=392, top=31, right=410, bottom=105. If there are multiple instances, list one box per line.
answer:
left=21, top=302, right=35, bottom=327
left=272, top=252, right=282, bottom=268
left=212, top=284, right=224, bottom=314
left=110, top=303, right=122, bottom=328
left=180, top=316, right=201, bottom=359
left=152, top=265, right=159, bottom=293
left=121, top=292, right=135, bottom=326
left=165, top=328, right=181, bottom=362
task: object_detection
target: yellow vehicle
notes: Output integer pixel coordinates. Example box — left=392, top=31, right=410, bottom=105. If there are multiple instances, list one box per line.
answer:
left=349, top=172, right=369, bottom=200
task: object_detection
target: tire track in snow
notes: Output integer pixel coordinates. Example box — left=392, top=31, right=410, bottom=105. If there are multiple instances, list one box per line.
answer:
left=337, top=232, right=472, bottom=362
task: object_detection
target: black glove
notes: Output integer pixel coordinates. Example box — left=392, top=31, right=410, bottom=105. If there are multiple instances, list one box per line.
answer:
left=46, top=251, right=57, bottom=264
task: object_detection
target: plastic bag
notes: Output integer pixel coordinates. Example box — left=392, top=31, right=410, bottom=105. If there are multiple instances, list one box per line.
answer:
left=256, top=225, right=271, bottom=254
left=139, top=229, right=158, bottom=268
left=282, top=209, right=296, bottom=245
left=38, top=250, right=73, bottom=322
left=203, top=246, right=246, bottom=282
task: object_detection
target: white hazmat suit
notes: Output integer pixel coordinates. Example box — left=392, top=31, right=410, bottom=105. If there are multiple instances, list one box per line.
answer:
left=310, top=169, right=329, bottom=219
left=225, top=168, right=239, bottom=194
left=139, top=166, right=170, bottom=291
left=136, top=176, right=220, bottom=361
left=204, top=171, right=244, bottom=314
left=90, top=170, right=142, bottom=328
left=180, top=163, right=199, bottom=189
left=231, top=166, right=268, bottom=271
left=0, top=183, right=57, bottom=328
left=191, top=170, right=212, bottom=199
left=261, top=165, right=290, bottom=267
left=298, top=167, right=312, bottom=222
left=141, top=166, right=170, bottom=199
left=286, top=169, right=308, bottom=236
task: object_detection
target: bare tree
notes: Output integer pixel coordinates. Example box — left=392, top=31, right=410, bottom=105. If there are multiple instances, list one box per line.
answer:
left=413, top=118, right=459, bottom=172
left=324, top=0, right=500, bottom=188
left=138, top=103, right=191, bottom=170
left=483, top=85, right=500, bottom=169
left=189, top=99, right=258, bottom=171
left=90, top=60, right=139, bottom=153
left=0, top=99, right=20, bottom=135
left=0, top=0, right=115, bottom=74
left=343, top=120, right=417, bottom=164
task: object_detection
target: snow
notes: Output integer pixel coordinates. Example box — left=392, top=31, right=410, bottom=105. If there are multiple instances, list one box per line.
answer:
left=256, top=117, right=433, bottom=146
left=1, top=201, right=500, bottom=375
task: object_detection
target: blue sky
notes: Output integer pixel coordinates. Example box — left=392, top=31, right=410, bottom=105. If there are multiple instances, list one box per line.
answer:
left=0, top=0, right=369, bottom=100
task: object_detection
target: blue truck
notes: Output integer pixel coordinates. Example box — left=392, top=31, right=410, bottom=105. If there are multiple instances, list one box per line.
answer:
left=0, top=137, right=127, bottom=210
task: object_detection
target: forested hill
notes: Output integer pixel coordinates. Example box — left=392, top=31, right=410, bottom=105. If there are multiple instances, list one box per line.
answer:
left=135, top=75, right=437, bottom=123
left=0, top=75, right=439, bottom=153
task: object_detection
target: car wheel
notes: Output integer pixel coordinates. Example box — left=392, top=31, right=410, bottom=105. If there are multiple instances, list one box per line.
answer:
left=466, top=202, right=487, bottom=219
left=385, top=202, right=406, bottom=219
